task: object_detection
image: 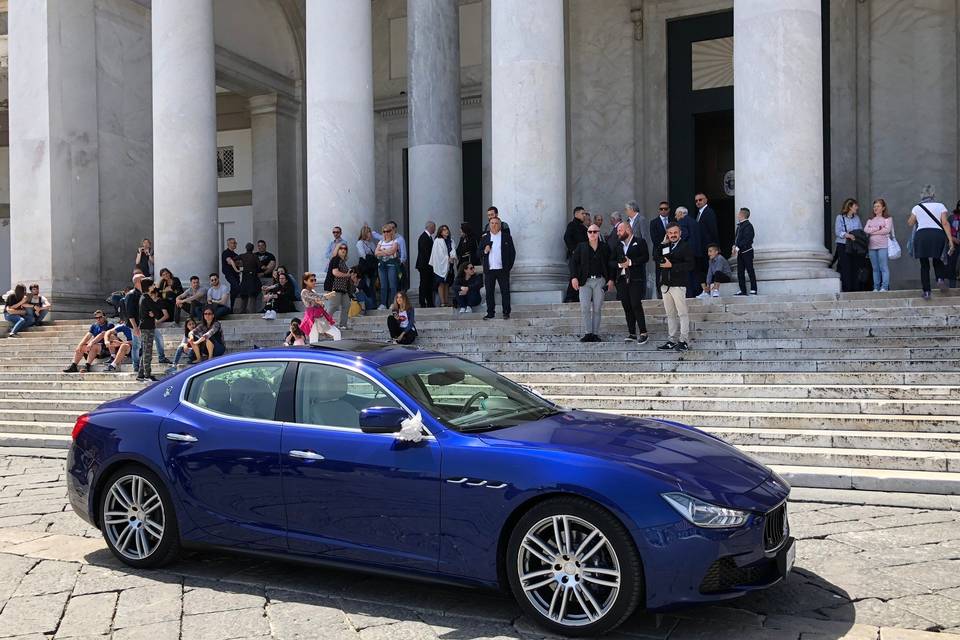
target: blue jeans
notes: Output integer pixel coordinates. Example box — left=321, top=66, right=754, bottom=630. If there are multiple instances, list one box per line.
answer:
left=4, top=312, right=30, bottom=335
left=379, top=261, right=399, bottom=307
left=212, top=304, right=231, bottom=320
left=131, top=331, right=165, bottom=368
left=455, top=290, right=482, bottom=309
left=25, top=308, right=48, bottom=325
left=172, top=345, right=196, bottom=366
left=869, top=248, right=890, bottom=291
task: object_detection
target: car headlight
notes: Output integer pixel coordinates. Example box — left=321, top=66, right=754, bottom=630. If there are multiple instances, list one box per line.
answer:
left=662, top=492, right=750, bottom=528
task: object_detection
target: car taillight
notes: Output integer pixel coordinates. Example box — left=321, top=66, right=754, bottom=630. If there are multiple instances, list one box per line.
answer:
left=72, top=414, right=90, bottom=441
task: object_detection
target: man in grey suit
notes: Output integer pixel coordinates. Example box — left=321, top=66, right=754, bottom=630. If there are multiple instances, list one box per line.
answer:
left=623, top=201, right=648, bottom=299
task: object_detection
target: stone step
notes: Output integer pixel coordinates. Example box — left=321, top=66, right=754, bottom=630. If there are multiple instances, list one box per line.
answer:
left=0, top=420, right=75, bottom=435
left=0, top=432, right=71, bottom=449
left=552, top=395, right=960, bottom=416
left=704, top=427, right=960, bottom=452
left=768, top=464, right=960, bottom=494
left=0, top=387, right=140, bottom=398
left=529, top=382, right=960, bottom=400
left=594, top=408, right=960, bottom=433
left=744, top=444, right=960, bottom=473
left=490, top=359, right=960, bottom=372
left=0, top=399, right=105, bottom=413
left=506, top=371, right=952, bottom=385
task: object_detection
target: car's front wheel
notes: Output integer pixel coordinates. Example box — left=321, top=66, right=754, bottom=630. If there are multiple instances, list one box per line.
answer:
left=506, top=496, right=644, bottom=637
left=99, top=465, right=180, bottom=568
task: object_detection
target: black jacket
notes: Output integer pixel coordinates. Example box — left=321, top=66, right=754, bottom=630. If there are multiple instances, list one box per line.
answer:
left=563, top=218, right=588, bottom=258
left=455, top=272, right=483, bottom=295
left=569, top=241, right=613, bottom=284
left=649, top=215, right=674, bottom=250
left=456, top=235, right=479, bottom=268
left=480, top=231, right=516, bottom=272
left=734, top=220, right=755, bottom=252
left=612, top=235, right=649, bottom=282
left=696, top=205, right=719, bottom=250
left=416, top=231, right=434, bottom=271
left=659, top=239, right=695, bottom=287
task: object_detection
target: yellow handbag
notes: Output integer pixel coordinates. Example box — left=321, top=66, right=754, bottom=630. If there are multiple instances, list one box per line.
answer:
left=348, top=299, right=363, bottom=318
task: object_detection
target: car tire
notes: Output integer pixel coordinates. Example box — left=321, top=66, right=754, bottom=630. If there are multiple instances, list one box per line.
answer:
left=506, top=496, right=644, bottom=637
left=98, top=464, right=180, bottom=568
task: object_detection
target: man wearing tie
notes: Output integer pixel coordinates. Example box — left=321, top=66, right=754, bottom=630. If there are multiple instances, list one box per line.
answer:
left=415, top=221, right=437, bottom=307
left=694, top=193, right=719, bottom=298
left=649, top=201, right=674, bottom=298
left=612, top=221, right=649, bottom=344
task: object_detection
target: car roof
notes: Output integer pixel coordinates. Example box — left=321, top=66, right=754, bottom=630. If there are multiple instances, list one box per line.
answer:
left=244, top=340, right=449, bottom=368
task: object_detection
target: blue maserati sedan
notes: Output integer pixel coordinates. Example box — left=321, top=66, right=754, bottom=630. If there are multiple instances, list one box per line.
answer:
left=67, top=341, right=793, bottom=636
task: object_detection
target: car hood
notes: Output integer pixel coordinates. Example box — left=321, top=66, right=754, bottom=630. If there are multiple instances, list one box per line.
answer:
left=478, top=410, right=781, bottom=509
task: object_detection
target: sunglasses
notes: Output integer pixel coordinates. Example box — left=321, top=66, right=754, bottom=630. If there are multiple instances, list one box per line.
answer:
left=203, top=312, right=214, bottom=316
left=659, top=207, right=669, bottom=212
left=308, top=277, right=317, bottom=282
left=587, top=230, right=600, bottom=234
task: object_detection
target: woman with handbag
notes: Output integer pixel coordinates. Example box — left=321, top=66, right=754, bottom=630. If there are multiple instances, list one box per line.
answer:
left=907, top=185, right=956, bottom=299
left=835, top=198, right=863, bottom=292
left=324, top=243, right=353, bottom=330
left=864, top=199, right=893, bottom=292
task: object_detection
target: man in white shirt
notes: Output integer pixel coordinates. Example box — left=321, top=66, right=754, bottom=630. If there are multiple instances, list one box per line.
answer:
left=481, top=217, right=516, bottom=320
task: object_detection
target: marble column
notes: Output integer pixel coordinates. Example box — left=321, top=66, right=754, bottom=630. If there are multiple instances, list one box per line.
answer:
left=306, top=0, right=375, bottom=273
left=734, top=0, right=840, bottom=293
left=408, top=0, right=463, bottom=296
left=8, top=0, right=102, bottom=298
left=250, top=94, right=302, bottom=271
left=152, top=0, right=218, bottom=281
left=490, top=0, right=568, bottom=302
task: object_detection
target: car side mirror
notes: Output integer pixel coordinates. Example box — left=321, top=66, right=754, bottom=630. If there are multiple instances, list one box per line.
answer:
left=359, top=407, right=407, bottom=434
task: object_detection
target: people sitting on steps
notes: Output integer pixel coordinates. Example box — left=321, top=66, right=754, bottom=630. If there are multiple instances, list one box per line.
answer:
left=63, top=310, right=114, bottom=374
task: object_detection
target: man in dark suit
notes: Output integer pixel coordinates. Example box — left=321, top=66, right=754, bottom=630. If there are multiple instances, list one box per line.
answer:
left=481, top=217, right=516, bottom=320
left=611, top=221, right=650, bottom=344
left=733, top=207, right=757, bottom=295
left=415, top=221, right=436, bottom=308
left=563, top=206, right=589, bottom=302
left=694, top=193, right=719, bottom=297
left=623, top=201, right=649, bottom=299
left=649, top=201, right=674, bottom=298
left=675, top=207, right=702, bottom=298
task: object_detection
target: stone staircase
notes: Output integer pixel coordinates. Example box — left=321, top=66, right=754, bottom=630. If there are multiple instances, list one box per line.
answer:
left=1, top=289, right=959, bottom=496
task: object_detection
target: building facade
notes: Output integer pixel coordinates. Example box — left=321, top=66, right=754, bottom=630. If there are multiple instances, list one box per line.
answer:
left=0, top=0, right=957, bottom=306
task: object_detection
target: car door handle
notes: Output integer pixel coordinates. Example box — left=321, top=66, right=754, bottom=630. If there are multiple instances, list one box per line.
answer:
left=289, top=450, right=325, bottom=461
left=166, top=433, right=198, bottom=443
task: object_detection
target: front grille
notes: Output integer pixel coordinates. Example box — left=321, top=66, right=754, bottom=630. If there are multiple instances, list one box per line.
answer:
left=764, top=503, right=787, bottom=551
left=699, top=557, right=778, bottom=594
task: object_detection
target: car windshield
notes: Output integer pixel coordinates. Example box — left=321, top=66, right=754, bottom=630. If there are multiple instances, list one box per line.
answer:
left=381, top=357, right=562, bottom=432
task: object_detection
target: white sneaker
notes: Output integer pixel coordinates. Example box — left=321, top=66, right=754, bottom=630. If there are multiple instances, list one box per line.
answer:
left=695, top=292, right=710, bottom=300
left=710, top=290, right=720, bottom=298
left=457, top=308, right=465, bottom=314
left=465, top=306, right=473, bottom=313
left=377, top=305, right=387, bottom=311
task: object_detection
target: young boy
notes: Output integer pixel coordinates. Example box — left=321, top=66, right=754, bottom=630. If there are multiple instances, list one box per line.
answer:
left=104, top=321, right=133, bottom=372
left=704, top=244, right=732, bottom=297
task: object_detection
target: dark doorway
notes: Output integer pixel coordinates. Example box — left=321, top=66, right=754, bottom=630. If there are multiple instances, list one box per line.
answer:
left=667, top=11, right=735, bottom=254
left=402, top=141, right=484, bottom=241
left=462, top=140, right=483, bottom=236
left=694, top=110, right=735, bottom=251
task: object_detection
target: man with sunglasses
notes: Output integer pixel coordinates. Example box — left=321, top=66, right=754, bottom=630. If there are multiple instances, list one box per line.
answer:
left=649, top=202, right=674, bottom=298
left=570, top=224, right=614, bottom=342
left=206, top=273, right=232, bottom=320
left=63, top=310, right=113, bottom=373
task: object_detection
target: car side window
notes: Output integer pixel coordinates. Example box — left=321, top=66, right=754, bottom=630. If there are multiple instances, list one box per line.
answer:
left=295, top=363, right=400, bottom=429
left=186, top=362, right=286, bottom=421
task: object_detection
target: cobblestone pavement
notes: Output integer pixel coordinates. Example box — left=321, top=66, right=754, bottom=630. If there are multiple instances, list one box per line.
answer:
left=3, top=452, right=960, bottom=639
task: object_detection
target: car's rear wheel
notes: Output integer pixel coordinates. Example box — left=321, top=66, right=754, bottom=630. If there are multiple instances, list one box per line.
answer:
left=506, top=497, right=643, bottom=637
left=99, top=465, right=180, bottom=568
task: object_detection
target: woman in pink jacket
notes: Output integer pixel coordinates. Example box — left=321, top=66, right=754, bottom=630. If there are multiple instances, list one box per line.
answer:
left=864, top=198, right=893, bottom=291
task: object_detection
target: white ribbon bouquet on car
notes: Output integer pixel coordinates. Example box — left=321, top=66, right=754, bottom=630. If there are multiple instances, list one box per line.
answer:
left=395, top=411, right=426, bottom=442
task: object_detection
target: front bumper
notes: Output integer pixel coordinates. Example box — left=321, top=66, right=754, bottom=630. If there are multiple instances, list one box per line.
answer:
left=639, top=502, right=792, bottom=610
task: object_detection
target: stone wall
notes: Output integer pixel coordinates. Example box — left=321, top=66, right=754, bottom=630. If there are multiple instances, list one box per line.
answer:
left=567, top=0, right=636, bottom=221
left=95, top=0, right=152, bottom=291
left=830, top=0, right=960, bottom=289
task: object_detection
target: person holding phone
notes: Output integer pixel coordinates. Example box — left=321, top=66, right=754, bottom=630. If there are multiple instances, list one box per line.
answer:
left=134, top=238, right=153, bottom=278
left=387, top=292, right=417, bottom=344
left=657, top=223, right=694, bottom=352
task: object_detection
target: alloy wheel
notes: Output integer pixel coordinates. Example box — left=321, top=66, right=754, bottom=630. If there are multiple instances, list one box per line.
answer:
left=103, top=474, right=166, bottom=561
left=517, top=514, right=621, bottom=627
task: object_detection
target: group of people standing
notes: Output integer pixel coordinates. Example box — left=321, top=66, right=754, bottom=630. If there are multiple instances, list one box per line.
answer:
left=834, top=186, right=959, bottom=297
